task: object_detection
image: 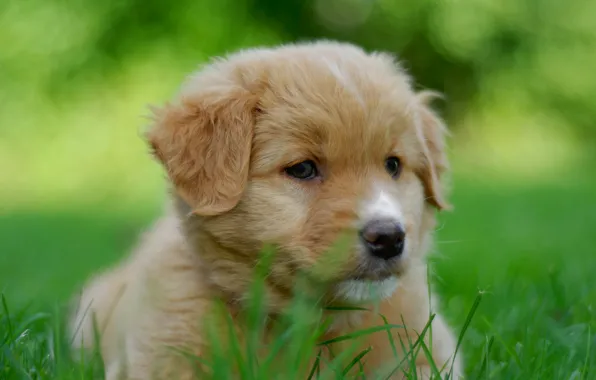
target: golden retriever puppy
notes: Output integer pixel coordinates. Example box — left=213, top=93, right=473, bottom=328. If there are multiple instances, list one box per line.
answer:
left=69, top=40, right=462, bottom=379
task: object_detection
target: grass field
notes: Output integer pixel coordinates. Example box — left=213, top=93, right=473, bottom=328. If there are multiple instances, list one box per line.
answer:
left=1, top=172, right=595, bottom=379
left=2, top=0, right=596, bottom=375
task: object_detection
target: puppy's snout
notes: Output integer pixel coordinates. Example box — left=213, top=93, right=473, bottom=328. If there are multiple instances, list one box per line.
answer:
left=359, top=219, right=405, bottom=260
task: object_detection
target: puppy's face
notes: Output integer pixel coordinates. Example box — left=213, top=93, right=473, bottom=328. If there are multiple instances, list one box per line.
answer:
left=148, top=43, right=449, bottom=304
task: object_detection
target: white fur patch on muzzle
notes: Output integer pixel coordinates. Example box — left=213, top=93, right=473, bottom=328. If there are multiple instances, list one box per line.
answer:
left=335, top=276, right=399, bottom=303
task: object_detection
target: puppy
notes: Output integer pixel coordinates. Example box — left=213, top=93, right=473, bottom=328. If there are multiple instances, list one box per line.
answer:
left=70, top=41, right=462, bottom=379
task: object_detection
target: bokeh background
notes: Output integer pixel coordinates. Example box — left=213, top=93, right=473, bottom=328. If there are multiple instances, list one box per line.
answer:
left=1, top=0, right=595, bottom=376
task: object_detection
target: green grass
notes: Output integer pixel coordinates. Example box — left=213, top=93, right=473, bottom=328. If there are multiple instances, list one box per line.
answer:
left=1, top=176, right=595, bottom=379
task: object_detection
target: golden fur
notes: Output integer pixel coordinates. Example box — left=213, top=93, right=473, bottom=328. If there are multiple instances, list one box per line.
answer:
left=69, top=41, right=462, bottom=379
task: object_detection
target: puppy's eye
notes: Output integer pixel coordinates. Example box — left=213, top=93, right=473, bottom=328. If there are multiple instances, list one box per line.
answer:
left=385, top=156, right=402, bottom=178
left=285, top=160, right=318, bottom=180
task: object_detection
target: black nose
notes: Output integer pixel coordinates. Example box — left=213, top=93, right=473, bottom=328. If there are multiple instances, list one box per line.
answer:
left=360, top=220, right=405, bottom=260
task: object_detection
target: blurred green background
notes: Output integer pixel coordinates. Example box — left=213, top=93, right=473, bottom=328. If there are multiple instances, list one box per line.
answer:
left=1, top=0, right=595, bottom=374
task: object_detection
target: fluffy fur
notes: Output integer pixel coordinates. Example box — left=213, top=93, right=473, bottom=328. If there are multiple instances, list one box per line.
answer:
left=69, top=41, right=462, bottom=379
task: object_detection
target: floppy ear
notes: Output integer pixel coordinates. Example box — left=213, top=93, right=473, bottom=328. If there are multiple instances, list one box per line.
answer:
left=414, top=91, right=451, bottom=211
left=147, top=70, right=257, bottom=216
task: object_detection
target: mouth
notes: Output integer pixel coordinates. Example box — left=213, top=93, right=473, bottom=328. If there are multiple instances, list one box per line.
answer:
left=330, top=255, right=405, bottom=304
left=347, top=269, right=396, bottom=282
left=334, top=276, right=399, bottom=304
left=348, top=255, right=405, bottom=282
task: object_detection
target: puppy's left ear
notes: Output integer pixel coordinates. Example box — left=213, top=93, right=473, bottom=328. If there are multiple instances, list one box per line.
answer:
left=414, top=91, right=452, bottom=211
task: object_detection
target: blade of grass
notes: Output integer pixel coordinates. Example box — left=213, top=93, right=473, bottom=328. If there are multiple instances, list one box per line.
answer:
left=2, top=345, right=33, bottom=380
left=259, top=327, right=294, bottom=372
left=16, top=312, right=51, bottom=333
left=1, top=294, right=14, bottom=345
left=224, top=309, right=250, bottom=379
left=342, top=346, right=372, bottom=376
left=307, top=349, right=322, bottom=380
left=245, top=280, right=266, bottom=377
left=318, top=324, right=404, bottom=346
left=482, top=316, right=523, bottom=368
left=205, top=334, right=228, bottom=379
left=475, top=335, right=494, bottom=379
left=380, top=314, right=399, bottom=359
left=400, top=313, right=420, bottom=380
left=90, top=312, right=106, bottom=378
left=317, top=344, right=362, bottom=380
left=69, top=297, right=93, bottom=346
left=449, top=290, right=483, bottom=379
left=383, top=314, right=436, bottom=380
left=426, top=264, right=434, bottom=361
left=418, top=339, right=441, bottom=378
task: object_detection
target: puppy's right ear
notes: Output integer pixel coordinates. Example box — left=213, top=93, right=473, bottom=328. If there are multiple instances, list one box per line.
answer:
left=414, top=91, right=452, bottom=211
left=147, top=68, right=258, bottom=216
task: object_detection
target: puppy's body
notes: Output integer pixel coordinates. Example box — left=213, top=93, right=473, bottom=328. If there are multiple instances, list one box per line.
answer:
left=71, top=41, right=462, bottom=379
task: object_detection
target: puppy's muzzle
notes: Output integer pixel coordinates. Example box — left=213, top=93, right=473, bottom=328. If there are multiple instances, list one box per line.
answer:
left=359, top=219, right=405, bottom=260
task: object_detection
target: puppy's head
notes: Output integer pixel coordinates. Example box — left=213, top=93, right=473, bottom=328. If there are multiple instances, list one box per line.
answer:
left=147, top=42, right=450, bottom=305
